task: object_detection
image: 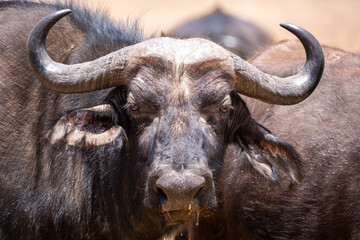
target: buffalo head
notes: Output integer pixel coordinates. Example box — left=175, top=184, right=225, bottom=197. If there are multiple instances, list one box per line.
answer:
left=26, top=9, right=324, bottom=227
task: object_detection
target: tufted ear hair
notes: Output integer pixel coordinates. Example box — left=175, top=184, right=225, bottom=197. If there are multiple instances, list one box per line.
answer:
left=48, top=104, right=126, bottom=147
left=227, top=93, right=302, bottom=183
left=235, top=122, right=303, bottom=184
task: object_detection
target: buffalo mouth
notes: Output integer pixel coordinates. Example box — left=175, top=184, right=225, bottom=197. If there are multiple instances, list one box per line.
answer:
left=162, top=209, right=200, bottom=226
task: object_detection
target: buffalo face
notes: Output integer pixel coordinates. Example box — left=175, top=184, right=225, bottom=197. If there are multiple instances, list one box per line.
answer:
left=117, top=56, right=237, bottom=225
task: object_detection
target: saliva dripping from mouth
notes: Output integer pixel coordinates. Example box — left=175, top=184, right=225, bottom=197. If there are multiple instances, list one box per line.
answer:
left=196, top=211, right=200, bottom=226
left=187, top=204, right=200, bottom=226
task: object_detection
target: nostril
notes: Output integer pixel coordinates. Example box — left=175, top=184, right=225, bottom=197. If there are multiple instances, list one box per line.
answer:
left=193, top=184, right=205, bottom=202
left=156, top=187, right=168, bottom=204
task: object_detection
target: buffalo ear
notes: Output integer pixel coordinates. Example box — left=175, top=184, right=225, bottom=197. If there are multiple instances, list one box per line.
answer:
left=48, top=104, right=126, bottom=147
left=236, top=121, right=303, bottom=184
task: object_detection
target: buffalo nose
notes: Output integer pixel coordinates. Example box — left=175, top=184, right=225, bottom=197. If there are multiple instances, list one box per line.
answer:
left=155, top=172, right=205, bottom=210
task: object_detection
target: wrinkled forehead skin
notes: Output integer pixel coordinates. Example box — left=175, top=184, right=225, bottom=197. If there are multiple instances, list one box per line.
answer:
left=128, top=37, right=234, bottom=67
left=124, top=37, right=235, bottom=108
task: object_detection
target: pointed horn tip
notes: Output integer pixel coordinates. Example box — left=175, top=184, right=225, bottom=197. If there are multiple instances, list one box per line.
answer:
left=27, top=8, right=73, bottom=54
left=28, top=9, right=72, bottom=42
left=57, top=9, right=72, bottom=16
left=45, top=9, right=72, bottom=23
left=279, top=23, right=301, bottom=32
left=51, top=9, right=72, bottom=20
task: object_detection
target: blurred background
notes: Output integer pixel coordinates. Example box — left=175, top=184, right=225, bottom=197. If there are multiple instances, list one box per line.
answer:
left=50, top=0, right=360, bottom=52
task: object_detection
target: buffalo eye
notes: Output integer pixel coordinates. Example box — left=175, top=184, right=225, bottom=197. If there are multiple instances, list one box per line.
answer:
left=130, top=104, right=140, bottom=112
left=219, top=105, right=229, bottom=113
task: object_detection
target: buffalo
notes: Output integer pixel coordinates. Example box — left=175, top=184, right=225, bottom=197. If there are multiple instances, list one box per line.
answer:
left=2, top=1, right=357, bottom=240
left=168, top=8, right=272, bottom=59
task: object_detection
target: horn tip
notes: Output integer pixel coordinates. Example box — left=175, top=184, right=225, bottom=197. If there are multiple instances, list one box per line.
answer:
left=57, top=9, right=72, bottom=16
left=279, top=23, right=299, bottom=32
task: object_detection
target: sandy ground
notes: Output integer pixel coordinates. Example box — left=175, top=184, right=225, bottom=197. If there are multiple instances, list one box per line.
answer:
left=72, top=0, right=360, bottom=52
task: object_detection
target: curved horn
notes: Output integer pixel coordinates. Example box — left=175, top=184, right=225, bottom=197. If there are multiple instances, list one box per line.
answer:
left=231, top=23, right=324, bottom=105
left=27, top=9, right=133, bottom=93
